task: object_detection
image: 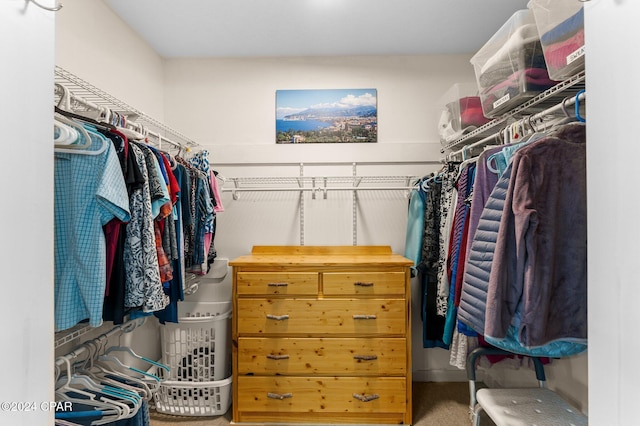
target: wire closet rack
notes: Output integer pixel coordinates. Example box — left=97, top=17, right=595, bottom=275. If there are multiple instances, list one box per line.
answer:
left=53, top=66, right=202, bottom=348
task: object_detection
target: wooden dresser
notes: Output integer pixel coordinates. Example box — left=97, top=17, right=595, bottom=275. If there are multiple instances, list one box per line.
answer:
left=230, top=246, right=413, bottom=425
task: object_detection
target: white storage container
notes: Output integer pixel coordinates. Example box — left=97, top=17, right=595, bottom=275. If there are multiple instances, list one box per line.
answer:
left=160, top=301, right=232, bottom=382
left=470, top=9, right=557, bottom=117
left=438, top=83, right=490, bottom=145
left=528, top=0, right=584, bottom=81
left=154, top=376, right=232, bottom=417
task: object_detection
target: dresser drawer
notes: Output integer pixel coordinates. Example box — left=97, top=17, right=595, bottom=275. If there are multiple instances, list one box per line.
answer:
left=236, top=376, right=407, bottom=414
left=236, top=272, right=318, bottom=295
left=237, top=337, right=406, bottom=376
left=323, top=272, right=405, bottom=296
left=236, top=298, right=406, bottom=336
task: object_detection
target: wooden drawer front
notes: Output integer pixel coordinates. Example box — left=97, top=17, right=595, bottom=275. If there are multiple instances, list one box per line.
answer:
left=236, top=272, right=318, bottom=295
left=236, top=376, right=406, bottom=414
left=237, top=337, right=406, bottom=376
left=237, top=299, right=406, bottom=335
left=323, top=272, right=405, bottom=296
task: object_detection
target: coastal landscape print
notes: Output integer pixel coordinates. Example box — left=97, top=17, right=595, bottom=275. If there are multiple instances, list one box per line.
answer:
left=276, top=89, right=377, bottom=143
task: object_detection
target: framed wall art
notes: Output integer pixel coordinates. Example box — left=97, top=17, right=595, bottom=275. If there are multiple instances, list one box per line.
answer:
left=276, top=88, right=377, bottom=144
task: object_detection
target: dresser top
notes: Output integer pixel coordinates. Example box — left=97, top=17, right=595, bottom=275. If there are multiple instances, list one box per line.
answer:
left=229, top=245, right=413, bottom=267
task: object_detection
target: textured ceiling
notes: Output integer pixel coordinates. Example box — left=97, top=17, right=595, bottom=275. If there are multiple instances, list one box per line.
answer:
left=105, top=0, right=531, bottom=58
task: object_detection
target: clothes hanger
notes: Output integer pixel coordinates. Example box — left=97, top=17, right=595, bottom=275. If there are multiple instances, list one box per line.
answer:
left=60, top=345, right=141, bottom=413
left=55, top=124, right=108, bottom=156
left=54, top=119, right=79, bottom=146
left=91, top=335, right=158, bottom=395
left=55, top=357, right=126, bottom=423
left=79, top=340, right=150, bottom=403
left=575, top=90, right=586, bottom=122
left=97, top=354, right=161, bottom=383
left=89, top=360, right=154, bottom=401
left=54, top=114, right=92, bottom=150
left=103, top=346, right=170, bottom=373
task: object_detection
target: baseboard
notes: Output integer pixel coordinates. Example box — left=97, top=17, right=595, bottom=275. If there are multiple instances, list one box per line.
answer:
left=413, top=368, right=469, bottom=382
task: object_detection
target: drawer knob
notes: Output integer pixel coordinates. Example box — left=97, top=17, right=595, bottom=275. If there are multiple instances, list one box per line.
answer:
left=267, top=392, right=293, bottom=400
left=353, top=355, right=378, bottom=361
left=353, top=314, right=377, bottom=320
left=267, top=282, right=289, bottom=287
left=354, top=281, right=374, bottom=287
left=266, top=314, right=290, bottom=321
left=266, top=354, right=290, bottom=360
left=353, top=393, right=380, bottom=402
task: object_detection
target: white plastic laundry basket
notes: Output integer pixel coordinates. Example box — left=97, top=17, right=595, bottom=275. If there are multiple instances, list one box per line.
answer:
left=160, top=301, right=232, bottom=382
left=154, top=376, right=232, bottom=417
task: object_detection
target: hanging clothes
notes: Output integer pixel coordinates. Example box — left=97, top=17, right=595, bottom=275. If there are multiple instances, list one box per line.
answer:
left=54, top=125, right=130, bottom=332
left=436, top=165, right=459, bottom=317
left=404, top=181, right=428, bottom=270
left=443, top=162, right=476, bottom=346
left=486, top=123, right=587, bottom=347
left=102, top=129, right=145, bottom=324
left=418, top=177, right=448, bottom=349
left=123, top=144, right=169, bottom=312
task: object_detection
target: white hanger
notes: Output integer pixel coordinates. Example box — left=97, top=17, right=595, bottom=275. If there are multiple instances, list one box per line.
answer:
left=55, top=124, right=108, bottom=156
left=55, top=357, right=126, bottom=424
left=55, top=83, right=72, bottom=111
left=97, top=354, right=161, bottom=383
left=89, top=337, right=157, bottom=398
left=104, top=346, right=170, bottom=373
left=79, top=341, right=150, bottom=402
left=54, top=114, right=92, bottom=150
left=54, top=119, right=79, bottom=146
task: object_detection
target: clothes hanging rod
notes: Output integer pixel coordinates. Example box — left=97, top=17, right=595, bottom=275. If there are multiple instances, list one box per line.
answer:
left=221, top=186, right=416, bottom=193
left=213, top=160, right=439, bottom=167
left=54, top=317, right=146, bottom=369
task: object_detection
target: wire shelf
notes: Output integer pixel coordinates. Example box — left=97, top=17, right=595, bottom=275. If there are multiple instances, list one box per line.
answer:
left=54, top=65, right=198, bottom=148
left=54, top=323, right=94, bottom=348
left=442, top=70, right=586, bottom=152
left=226, top=175, right=417, bottom=187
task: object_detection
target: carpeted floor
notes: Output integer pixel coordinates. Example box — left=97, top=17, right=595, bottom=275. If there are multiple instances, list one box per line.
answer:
left=150, top=381, right=494, bottom=425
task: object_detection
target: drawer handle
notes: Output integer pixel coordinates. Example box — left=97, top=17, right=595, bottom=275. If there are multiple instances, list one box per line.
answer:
left=266, top=314, right=290, bottom=321
left=353, top=355, right=378, bottom=361
left=353, top=393, right=380, bottom=402
left=266, top=354, right=290, bottom=360
left=267, top=392, right=293, bottom=400
left=354, top=281, right=374, bottom=287
left=353, top=314, right=377, bottom=320
left=267, top=282, right=289, bottom=287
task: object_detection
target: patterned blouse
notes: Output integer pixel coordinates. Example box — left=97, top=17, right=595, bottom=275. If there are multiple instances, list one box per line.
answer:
left=124, top=144, right=169, bottom=312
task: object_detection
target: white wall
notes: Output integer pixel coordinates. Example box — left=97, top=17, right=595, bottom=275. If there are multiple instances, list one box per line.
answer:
left=55, top=0, right=165, bottom=121
left=165, top=54, right=497, bottom=383
left=0, top=1, right=55, bottom=424
left=164, top=55, right=475, bottom=147
left=586, top=1, right=640, bottom=424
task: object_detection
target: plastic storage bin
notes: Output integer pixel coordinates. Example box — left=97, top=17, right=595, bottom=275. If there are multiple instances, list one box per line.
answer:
left=528, top=0, right=584, bottom=81
left=154, top=300, right=233, bottom=416
left=438, top=83, right=491, bottom=146
left=154, top=375, right=232, bottom=416
left=160, top=301, right=232, bottom=382
left=470, top=9, right=557, bottom=118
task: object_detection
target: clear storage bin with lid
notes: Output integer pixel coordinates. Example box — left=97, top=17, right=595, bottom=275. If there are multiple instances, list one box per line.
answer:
left=470, top=9, right=557, bottom=118
left=528, top=0, right=584, bottom=81
left=437, top=83, right=491, bottom=146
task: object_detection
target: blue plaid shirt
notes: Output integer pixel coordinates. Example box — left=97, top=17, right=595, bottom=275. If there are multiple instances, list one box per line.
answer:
left=54, top=126, right=130, bottom=331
